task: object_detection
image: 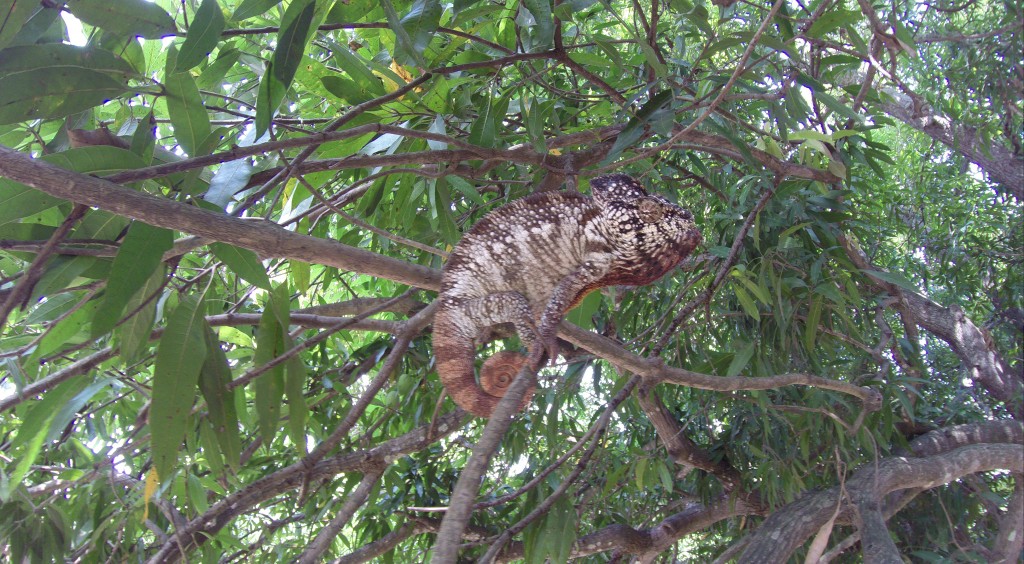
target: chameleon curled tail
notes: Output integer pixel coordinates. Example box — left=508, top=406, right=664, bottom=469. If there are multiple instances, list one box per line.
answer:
left=433, top=310, right=535, bottom=418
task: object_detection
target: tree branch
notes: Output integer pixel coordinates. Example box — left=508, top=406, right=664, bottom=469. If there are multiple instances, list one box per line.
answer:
left=147, top=411, right=466, bottom=563
left=0, top=146, right=440, bottom=290
left=840, top=233, right=1024, bottom=418
left=736, top=423, right=1024, bottom=562
left=878, top=93, right=1024, bottom=200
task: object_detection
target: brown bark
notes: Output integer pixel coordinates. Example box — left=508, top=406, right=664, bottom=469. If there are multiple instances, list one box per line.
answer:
left=880, top=95, right=1024, bottom=201
left=841, top=234, right=1024, bottom=418
left=736, top=425, right=1023, bottom=563
left=0, top=146, right=440, bottom=290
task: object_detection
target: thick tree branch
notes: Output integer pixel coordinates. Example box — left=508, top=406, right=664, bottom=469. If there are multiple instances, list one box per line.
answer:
left=737, top=444, right=1024, bottom=560
left=840, top=233, right=1024, bottom=418
left=878, top=94, right=1024, bottom=200
left=431, top=364, right=538, bottom=563
left=567, top=496, right=759, bottom=560
left=0, top=146, right=440, bottom=290
left=736, top=422, right=1024, bottom=562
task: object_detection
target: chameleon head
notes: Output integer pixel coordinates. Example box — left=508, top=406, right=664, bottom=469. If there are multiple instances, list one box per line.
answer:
left=590, top=174, right=703, bottom=286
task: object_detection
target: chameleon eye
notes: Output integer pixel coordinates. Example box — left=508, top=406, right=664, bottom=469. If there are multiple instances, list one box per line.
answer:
left=637, top=198, right=665, bottom=222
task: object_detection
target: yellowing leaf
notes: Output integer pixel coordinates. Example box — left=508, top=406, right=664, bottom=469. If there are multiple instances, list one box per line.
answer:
left=391, top=59, right=414, bottom=82
left=143, top=467, right=159, bottom=521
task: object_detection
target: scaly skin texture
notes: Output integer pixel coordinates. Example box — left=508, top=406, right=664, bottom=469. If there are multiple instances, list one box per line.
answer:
left=434, top=174, right=703, bottom=418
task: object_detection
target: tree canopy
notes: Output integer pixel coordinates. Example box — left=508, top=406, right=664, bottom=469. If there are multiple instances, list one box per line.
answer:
left=0, top=0, right=1021, bottom=562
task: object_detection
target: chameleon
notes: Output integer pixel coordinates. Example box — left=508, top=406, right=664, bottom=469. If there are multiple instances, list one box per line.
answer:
left=433, top=173, right=702, bottom=418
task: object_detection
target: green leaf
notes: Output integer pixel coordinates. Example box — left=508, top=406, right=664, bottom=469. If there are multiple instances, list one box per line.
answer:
left=891, top=18, right=918, bottom=57
left=732, top=270, right=771, bottom=304
left=164, top=52, right=212, bottom=157
left=45, top=378, right=110, bottom=443
left=92, top=222, right=173, bottom=338
left=255, top=61, right=286, bottom=138
left=5, top=3, right=63, bottom=48
left=0, top=0, right=47, bottom=50
left=634, top=457, right=647, bottom=489
left=205, top=158, right=253, bottom=207
left=199, top=325, right=241, bottom=470
left=272, top=0, right=316, bottom=87
left=806, top=9, right=859, bottom=39
left=637, top=40, right=668, bottom=77
left=230, top=0, right=279, bottom=21
left=117, top=265, right=165, bottom=364
left=67, top=0, right=176, bottom=39
left=24, top=298, right=100, bottom=378
left=130, top=111, right=157, bottom=163
left=726, top=341, right=755, bottom=377
left=329, top=40, right=386, bottom=97
left=602, top=89, right=673, bottom=164
left=0, top=44, right=135, bottom=125
left=290, top=259, right=310, bottom=294
left=253, top=284, right=289, bottom=445
left=285, top=341, right=308, bottom=452
left=538, top=494, right=575, bottom=563
left=390, top=0, right=441, bottom=67
left=788, top=130, right=834, bottom=142
left=24, top=292, right=79, bottom=325
left=151, top=292, right=208, bottom=481
left=813, top=90, right=862, bottom=122
left=29, top=257, right=99, bottom=307
left=565, top=290, right=602, bottom=329
left=210, top=242, right=272, bottom=290
left=804, top=294, right=823, bottom=352
left=446, top=175, right=487, bottom=206
left=9, top=378, right=88, bottom=486
left=175, top=0, right=226, bottom=72
left=861, top=269, right=919, bottom=292
left=733, top=284, right=760, bottom=319
left=468, top=95, right=508, bottom=148
left=657, top=459, right=674, bottom=492
left=0, top=182, right=62, bottom=226
left=196, top=46, right=241, bottom=89
left=43, top=145, right=149, bottom=174
left=522, top=0, right=554, bottom=50
left=778, top=221, right=811, bottom=244
left=322, top=75, right=376, bottom=104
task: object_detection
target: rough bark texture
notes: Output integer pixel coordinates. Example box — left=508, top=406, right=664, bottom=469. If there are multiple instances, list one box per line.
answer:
left=880, top=96, right=1024, bottom=200
left=736, top=423, right=1024, bottom=563
left=841, top=234, right=1024, bottom=418
left=0, top=146, right=440, bottom=290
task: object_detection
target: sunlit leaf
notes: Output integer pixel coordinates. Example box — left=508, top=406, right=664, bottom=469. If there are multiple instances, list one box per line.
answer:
left=210, top=242, right=272, bottom=290
left=92, top=221, right=173, bottom=337
left=67, top=0, right=176, bottom=39
left=151, top=292, right=208, bottom=481
left=164, top=48, right=212, bottom=156
left=175, top=0, right=226, bottom=72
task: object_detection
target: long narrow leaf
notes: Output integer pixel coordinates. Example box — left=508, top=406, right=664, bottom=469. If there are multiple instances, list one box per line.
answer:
left=151, top=293, right=208, bottom=481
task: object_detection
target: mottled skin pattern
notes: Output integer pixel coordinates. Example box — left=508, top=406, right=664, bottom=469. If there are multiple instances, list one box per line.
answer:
left=434, top=174, right=702, bottom=418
